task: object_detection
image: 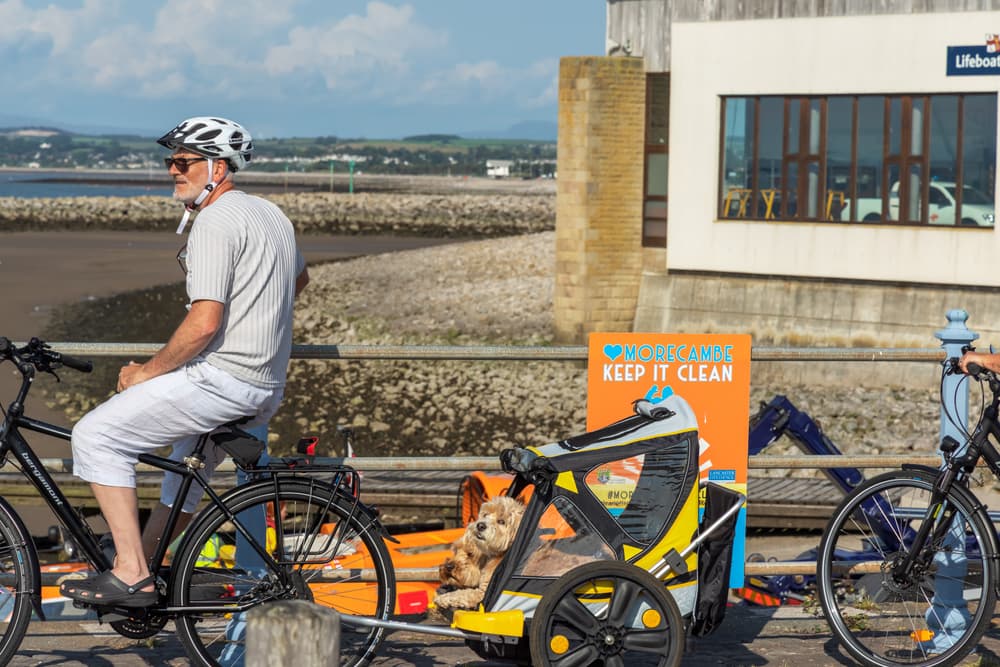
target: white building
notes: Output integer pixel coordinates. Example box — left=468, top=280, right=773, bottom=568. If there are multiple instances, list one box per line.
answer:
left=556, top=1, right=1000, bottom=361
left=486, top=159, right=514, bottom=178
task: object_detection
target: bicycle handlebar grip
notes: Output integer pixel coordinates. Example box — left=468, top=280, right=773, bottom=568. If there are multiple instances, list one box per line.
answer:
left=966, top=362, right=983, bottom=377
left=56, top=353, right=93, bottom=373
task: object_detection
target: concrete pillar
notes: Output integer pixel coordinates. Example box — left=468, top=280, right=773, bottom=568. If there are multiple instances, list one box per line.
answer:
left=554, top=56, right=646, bottom=343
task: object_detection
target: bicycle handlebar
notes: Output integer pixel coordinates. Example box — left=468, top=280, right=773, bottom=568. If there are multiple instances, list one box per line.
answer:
left=0, top=336, right=93, bottom=375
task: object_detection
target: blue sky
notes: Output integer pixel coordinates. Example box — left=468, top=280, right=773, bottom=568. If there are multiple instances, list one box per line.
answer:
left=0, top=0, right=605, bottom=139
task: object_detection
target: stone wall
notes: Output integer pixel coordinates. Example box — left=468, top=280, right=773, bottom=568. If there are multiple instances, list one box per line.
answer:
left=0, top=192, right=555, bottom=237
left=554, top=56, right=646, bottom=343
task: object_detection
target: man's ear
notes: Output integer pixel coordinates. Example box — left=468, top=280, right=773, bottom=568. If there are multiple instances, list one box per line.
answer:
left=213, top=159, right=230, bottom=181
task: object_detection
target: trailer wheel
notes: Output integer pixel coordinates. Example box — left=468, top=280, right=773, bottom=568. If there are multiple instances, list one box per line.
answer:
left=528, top=560, right=684, bottom=667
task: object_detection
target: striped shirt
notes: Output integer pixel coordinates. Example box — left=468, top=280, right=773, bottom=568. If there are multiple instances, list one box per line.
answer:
left=185, top=190, right=304, bottom=388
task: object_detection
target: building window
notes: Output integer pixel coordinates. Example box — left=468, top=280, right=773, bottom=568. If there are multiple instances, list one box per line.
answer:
left=719, top=93, right=997, bottom=227
left=643, top=74, right=669, bottom=247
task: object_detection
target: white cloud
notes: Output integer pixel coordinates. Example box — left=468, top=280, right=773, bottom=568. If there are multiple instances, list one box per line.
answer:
left=0, top=0, right=571, bottom=134
left=522, top=59, right=559, bottom=108
left=416, top=57, right=559, bottom=110
left=80, top=26, right=174, bottom=92
left=453, top=61, right=504, bottom=87
left=0, top=0, right=116, bottom=55
left=264, top=1, right=444, bottom=90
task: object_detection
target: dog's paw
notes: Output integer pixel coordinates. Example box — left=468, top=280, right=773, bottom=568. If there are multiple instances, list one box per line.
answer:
left=425, top=604, right=452, bottom=624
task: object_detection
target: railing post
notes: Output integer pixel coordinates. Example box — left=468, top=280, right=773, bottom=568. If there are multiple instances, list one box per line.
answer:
left=934, top=309, right=978, bottom=451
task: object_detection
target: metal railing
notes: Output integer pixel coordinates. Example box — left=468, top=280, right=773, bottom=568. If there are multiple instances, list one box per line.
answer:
left=23, top=341, right=949, bottom=363
left=7, top=310, right=978, bottom=584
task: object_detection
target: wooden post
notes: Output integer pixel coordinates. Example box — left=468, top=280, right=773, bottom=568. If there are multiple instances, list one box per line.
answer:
left=246, top=600, right=341, bottom=667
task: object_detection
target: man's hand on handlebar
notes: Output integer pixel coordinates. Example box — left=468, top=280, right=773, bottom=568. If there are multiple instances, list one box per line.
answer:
left=959, top=350, right=994, bottom=376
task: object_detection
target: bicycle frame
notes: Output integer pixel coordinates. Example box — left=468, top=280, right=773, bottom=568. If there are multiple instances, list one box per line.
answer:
left=0, top=353, right=362, bottom=617
left=0, top=363, right=113, bottom=573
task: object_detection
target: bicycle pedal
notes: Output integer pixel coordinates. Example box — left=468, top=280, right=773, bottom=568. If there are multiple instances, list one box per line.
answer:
left=71, top=599, right=129, bottom=623
left=97, top=610, right=130, bottom=623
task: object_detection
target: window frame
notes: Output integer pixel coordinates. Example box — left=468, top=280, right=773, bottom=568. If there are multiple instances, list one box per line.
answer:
left=717, top=92, right=996, bottom=227
left=642, top=73, right=669, bottom=247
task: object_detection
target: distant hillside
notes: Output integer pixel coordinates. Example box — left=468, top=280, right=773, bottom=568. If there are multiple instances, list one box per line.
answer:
left=0, top=127, right=556, bottom=177
left=460, top=121, right=558, bottom=142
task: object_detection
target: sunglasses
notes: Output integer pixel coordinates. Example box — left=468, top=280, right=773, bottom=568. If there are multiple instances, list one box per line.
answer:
left=164, top=156, right=208, bottom=173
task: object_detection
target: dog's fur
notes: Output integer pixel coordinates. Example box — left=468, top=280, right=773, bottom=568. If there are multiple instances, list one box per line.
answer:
left=519, top=539, right=612, bottom=577
left=432, top=496, right=524, bottom=614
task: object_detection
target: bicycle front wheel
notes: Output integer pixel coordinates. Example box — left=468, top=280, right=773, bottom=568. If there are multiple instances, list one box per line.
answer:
left=0, top=500, right=36, bottom=666
left=171, top=478, right=395, bottom=667
left=817, top=469, right=997, bottom=667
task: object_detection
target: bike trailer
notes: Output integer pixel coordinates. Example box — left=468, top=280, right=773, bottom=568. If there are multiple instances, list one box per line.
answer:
left=452, top=393, right=715, bottom=662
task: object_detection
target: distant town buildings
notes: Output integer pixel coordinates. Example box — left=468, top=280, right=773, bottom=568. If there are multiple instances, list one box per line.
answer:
left=486, top=159, right=514, bottom=178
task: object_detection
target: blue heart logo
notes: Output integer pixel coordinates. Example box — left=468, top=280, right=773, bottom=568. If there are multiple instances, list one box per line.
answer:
left=603, top=344, right=623, bottom=361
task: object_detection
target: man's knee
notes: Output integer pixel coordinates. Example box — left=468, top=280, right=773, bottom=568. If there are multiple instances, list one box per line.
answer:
left=71, top=410, right=101, bottom=454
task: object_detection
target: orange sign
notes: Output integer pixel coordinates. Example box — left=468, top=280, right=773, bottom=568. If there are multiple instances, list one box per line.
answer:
left=587, top=333, right=752, bottom=587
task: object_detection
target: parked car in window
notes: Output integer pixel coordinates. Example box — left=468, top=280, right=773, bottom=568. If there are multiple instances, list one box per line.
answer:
left=840, top=181, right=995, bottom=226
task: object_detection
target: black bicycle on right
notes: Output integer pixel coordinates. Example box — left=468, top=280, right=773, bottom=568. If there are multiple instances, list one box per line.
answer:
left=817, top=354, right=1000, bottom=667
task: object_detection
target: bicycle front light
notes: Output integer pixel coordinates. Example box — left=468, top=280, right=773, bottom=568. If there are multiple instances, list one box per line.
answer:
left=940, top=435, right=960, bottom=454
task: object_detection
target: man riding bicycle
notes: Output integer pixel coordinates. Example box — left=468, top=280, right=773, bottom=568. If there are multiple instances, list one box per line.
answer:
left=61, top=116, right=309, bottom=607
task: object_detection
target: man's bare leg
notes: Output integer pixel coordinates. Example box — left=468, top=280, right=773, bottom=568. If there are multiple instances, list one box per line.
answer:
left=91, top=483, right=154, bottom=592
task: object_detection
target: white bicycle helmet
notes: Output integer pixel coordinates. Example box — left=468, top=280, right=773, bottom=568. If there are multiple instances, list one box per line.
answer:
left=156, top=116, right=253, bottom=172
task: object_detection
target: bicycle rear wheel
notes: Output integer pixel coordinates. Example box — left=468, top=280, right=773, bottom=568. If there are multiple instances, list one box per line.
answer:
left=171, top=478, right=395, bottom=667
left=817, top=469, right=997, bottom=667
left=0, top=500, right=35, bottom=665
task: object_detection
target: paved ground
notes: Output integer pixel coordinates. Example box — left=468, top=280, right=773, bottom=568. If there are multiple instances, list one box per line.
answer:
left=10, top=604, right=1000, bottom=666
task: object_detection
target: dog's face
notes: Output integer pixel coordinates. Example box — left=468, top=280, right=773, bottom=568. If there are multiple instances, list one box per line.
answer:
left=438, top=537, right=482, bottom=588
left=468, top=496, right=524, bottom=558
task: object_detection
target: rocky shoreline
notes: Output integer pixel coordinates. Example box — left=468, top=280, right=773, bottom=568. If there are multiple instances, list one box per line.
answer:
left=0, top=191, right=555, bottom=237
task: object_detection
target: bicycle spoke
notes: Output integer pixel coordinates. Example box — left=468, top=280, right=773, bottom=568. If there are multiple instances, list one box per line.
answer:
left=172, top=479, right=394, bottom=667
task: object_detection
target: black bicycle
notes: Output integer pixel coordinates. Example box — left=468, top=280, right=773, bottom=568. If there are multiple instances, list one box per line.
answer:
left=0, top=336, right=396, bottom=667
left=817, top=354, right=1000, bottom=667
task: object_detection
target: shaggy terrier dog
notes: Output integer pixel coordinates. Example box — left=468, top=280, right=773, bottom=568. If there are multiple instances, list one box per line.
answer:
left=432, top=495, right=525, bottom=614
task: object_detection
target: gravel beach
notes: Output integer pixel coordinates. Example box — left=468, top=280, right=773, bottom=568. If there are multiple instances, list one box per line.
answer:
left=36, top=229, right=950, bottom=479
left=0, top=177, right=960, bottom=484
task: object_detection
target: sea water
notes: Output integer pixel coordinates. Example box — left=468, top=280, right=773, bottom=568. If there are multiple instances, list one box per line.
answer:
left=0, top=170, right=172, bottom=198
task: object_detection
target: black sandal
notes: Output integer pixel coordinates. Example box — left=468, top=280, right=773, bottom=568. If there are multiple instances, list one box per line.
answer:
left=60, top=571, right=159, bottom=608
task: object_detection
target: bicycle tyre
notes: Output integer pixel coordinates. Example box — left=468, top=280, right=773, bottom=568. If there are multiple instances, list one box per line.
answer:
left=0, top=498, right=36, bottom=666
left=817, top=469, right=997, bottom=667
left=171, top=478, right=395, bottom=667
left=529, top=560, right=684, bottom=667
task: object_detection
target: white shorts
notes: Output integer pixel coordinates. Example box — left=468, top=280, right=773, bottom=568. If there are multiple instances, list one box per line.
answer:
left=72, top=359, right=282, bottom=513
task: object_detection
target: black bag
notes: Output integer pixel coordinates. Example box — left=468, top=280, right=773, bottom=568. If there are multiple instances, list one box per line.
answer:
left=689, top=482, right=742, bottom=637
left=211, top=428, right=266, bottom=469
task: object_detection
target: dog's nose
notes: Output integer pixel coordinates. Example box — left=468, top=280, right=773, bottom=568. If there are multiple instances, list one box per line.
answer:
left=476, top=521, right=486, bottom=532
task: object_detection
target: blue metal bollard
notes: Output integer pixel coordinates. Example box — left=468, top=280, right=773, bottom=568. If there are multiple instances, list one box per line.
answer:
left=929, top=310, right=978, bottom=653
left=934, top=309, right=978, bottom=452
